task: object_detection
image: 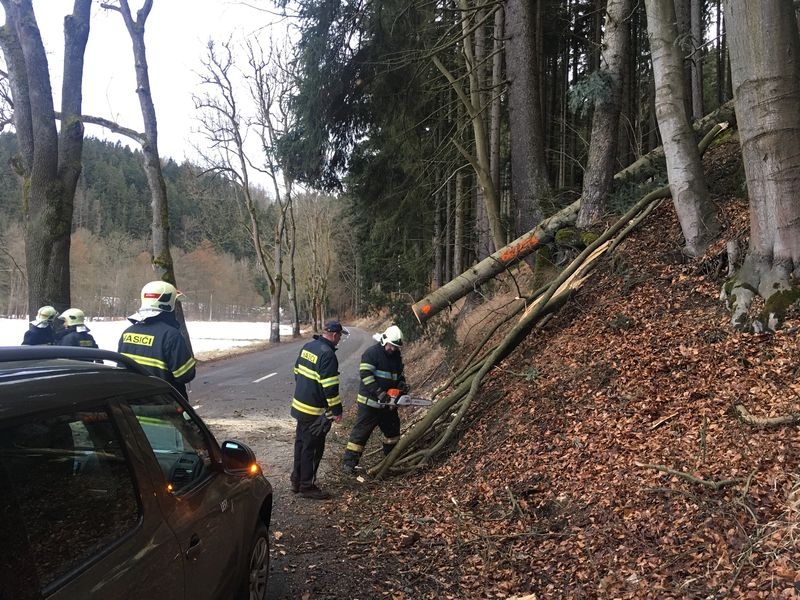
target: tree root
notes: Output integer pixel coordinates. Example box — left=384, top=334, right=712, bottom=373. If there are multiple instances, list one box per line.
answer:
left=734, top=404, right=800, bottom=428
left=635, top=462, right=746, bottom=490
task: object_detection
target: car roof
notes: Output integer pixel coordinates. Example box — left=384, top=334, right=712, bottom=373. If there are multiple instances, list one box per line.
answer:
left=0, top=346, right=177, bottom=419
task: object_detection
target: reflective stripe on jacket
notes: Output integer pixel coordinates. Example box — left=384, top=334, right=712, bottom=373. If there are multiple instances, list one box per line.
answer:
left=291, top=335, right=343, bottom=419
left=118, top=312, right=196, bottom=391
left=357, top=342, right=406, bottom=408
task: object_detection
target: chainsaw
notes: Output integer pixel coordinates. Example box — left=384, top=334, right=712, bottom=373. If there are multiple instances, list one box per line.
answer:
left=385, top=388, right=433, bottom=407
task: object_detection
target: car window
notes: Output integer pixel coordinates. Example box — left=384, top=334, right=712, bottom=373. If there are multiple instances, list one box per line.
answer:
left=128, top=394, right=214, bottom=494
left=0, top=408, right=140, bottom=591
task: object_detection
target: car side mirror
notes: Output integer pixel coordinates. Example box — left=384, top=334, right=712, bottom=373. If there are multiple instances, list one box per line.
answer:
left=220, top=440, right=261, bottom=476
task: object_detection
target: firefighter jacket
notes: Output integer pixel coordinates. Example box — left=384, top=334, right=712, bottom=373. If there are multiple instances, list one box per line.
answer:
left=21, top=324, right=56, bottom=346
left=357, top=342, right=407, bottom=408
left=118, top=311, right=196, bottom=397
left=291, top=335, right=343, bottom=420
left=58, top=326, right=98, bottom=348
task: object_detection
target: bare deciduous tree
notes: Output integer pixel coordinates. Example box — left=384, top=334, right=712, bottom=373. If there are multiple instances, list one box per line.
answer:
left=644, top=0, right=719, bottom=257
left=194, top=40, right=285, bottom=341
left=0, top=0, right=91, bottom=317
left=101, top=0, right=191, bottom=348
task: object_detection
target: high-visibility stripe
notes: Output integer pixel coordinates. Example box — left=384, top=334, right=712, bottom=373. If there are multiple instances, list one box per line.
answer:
left=296, top=364, right=319, bottom=381
left=357, top=394, right=388, bottom=408
left=320, top=375, right=338, bottom=388
left=173, top=357, right=196, bottom=378
left=346, top=442, right=364, bottom=452
left=291, top=398, right=325, bottom=415
left=122, top=352, right=168, bottom=372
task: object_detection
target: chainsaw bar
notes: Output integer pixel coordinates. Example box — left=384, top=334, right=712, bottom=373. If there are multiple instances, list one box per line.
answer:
left=392, top=394, right=433, bottom=406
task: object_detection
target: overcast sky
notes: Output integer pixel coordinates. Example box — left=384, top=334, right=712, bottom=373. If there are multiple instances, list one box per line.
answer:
left=32, top=1, right=288, bottom=164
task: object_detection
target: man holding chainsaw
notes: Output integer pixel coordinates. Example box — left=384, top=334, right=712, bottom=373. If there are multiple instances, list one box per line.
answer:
left=342, top=324, right=408, bottom=474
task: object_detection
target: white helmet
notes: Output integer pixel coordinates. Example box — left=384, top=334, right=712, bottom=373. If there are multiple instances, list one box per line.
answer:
left=140, top=281, right=182, bottom=312
left=32, top=305, right=57, bottom=326
left=59, top=308, right=85, bottom=326
left=380, top=325, right=403, bottom=348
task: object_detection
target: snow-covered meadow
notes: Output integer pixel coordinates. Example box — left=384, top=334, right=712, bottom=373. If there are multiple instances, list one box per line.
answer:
left=0, top=318, right=287, bottom=356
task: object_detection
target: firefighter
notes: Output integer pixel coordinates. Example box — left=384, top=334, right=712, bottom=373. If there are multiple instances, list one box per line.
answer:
left=118, top=281, right=196, bottom=399
left=342, top=324, right=408, bottom=475
left=56, top=308, right=98, bottom=348
left=290, top=319, right=347, bottom=500
left=21, top=305, right=59, bottom=345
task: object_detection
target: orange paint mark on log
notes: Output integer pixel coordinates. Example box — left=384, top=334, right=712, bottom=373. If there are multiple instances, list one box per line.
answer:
left=421, top=304, right=432, bottom=315
left=498, top=236, right=539, bottom=263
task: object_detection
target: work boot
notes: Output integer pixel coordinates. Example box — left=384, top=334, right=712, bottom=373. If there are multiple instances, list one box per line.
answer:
left=290, top=474, right=299, bottom=494
left=299, top=485, right=331, bottom=500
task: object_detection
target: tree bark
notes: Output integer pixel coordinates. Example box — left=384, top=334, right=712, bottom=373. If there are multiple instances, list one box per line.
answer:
left=412, top=199, right=580, bottom=324
left=721, top=0, right=800, bottom=332
left=577, top=0, right=631, bottom=229
left=0, top=0, right=91, bottom=317
left=644, top=0, right=719, bottom=257
left=504, top=0, right=550, bottom=238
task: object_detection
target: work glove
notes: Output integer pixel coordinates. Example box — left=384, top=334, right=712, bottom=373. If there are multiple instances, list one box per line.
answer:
left=376, top=390, right=390, bottom=404
left=308, top=412, right=334, bottom=437
left=398, top=381, right=410, bottom=394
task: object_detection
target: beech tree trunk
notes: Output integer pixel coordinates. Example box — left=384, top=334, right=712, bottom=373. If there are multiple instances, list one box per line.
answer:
left=644, top=0, right=719, bottom=257
left=721, top=0, right=800, bottom=332
left=0, top=0, right=90, bottom=317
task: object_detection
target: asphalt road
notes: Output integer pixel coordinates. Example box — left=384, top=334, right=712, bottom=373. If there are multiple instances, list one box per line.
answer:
left=188, top=325, right=377, bottom=599
left=189, top=325, right=374, bottom=417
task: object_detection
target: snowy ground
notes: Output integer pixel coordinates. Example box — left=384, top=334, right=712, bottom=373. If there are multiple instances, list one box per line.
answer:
left=0, top=317, right=289, bottom=355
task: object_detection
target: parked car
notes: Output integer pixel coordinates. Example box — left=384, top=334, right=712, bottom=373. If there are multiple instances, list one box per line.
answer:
left=0, top=346, right=273, bottom=600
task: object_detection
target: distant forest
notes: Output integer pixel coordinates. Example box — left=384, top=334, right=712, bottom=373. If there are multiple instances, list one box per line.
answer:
left=0, top=134, right=328, bottom=321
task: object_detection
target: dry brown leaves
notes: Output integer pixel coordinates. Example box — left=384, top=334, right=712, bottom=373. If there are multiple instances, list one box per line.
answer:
left=332, top=141, right=800, bottom=599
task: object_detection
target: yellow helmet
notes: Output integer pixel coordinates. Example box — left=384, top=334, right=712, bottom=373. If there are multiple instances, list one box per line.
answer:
left=140, top=281, right=182, bottom=312
left=32, top=305, right=57, bottom=325
left=59, top=308, right=86, bottom=326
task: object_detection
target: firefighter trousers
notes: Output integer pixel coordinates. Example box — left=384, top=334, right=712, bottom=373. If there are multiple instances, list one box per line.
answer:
left=292, top=418, right=328, bottom=490
left=342, top=403, right=401, bottom=468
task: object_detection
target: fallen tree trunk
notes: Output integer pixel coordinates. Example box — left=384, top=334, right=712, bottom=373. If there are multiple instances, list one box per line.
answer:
left=374, top=186, right=671, bottom=478
left=411, top=200, right=580, bottom=324
left=412, top=120, right=729, bottom=326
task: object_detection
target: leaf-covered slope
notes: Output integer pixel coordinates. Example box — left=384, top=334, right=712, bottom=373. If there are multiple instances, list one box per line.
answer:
left=335, top=139, right=800, bottom=599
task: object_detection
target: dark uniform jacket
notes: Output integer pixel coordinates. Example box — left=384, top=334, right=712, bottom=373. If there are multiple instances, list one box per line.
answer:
left=21, top=325, right=55, bottom=346
left=58, top=327, right=98, bottom=348
left=118, top=311, right=196, bottom=398
left=357, top=342, right=407, bottom=408
left=291, top=335, right=343, bottom=421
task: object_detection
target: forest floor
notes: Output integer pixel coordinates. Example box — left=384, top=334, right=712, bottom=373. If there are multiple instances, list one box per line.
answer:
left=212, top=136, right=800, bottom=599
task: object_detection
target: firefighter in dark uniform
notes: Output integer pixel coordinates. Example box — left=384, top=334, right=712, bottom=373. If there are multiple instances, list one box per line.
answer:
left=21, top=305, right=59, bottom=345
left=290, top=319, right=347, bottom=500
left=118, top=281, right=196, bottom=399
left=342, top=325, right=408, bottom=474
left=56, top=308, right=98, bottom=348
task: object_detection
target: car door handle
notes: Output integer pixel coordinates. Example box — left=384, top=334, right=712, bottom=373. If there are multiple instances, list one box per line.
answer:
left=185, top=533, right=202, bottom=560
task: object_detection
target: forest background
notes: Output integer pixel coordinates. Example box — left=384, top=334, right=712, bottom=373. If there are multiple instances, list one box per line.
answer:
left=0, top=0, right=790, bottom=342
